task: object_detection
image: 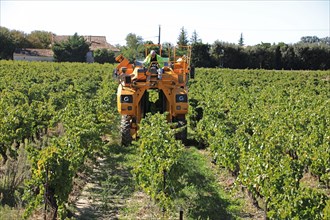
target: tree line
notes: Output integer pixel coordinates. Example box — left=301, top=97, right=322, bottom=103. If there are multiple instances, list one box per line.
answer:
left=0, top=27, right=115, bottom=63
left=188, top=28, right=330, bottom=70
left=1, top=26, right=329, bottom=70
left=0, top=27, right=52, bottom=59
left=192, top=40, right=330, bottom=70
left=116, top=27, right=330, bottom=70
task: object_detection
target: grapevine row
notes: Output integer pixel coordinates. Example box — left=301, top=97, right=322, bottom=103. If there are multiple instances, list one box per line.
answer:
left=0, top=60, right=118, bottom=218
left=132, top=113, right=185, bottom=212
left=188, top=68, right=330, bottom=219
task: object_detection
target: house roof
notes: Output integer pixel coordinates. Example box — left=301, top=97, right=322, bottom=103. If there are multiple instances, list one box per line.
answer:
left=14, top=48, right=54, bottom=57
left=52, top=35, right=119, bottom=52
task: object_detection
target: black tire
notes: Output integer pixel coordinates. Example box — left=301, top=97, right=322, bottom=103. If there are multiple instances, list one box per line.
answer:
left=121, top=115, right=132, bottom=146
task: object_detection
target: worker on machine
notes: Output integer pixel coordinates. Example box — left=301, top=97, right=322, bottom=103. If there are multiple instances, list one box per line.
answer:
left=143, top=50, right=164, bottom=79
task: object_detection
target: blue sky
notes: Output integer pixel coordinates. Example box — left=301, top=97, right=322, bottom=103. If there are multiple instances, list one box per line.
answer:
left=1, top=0, right=329, bottom=46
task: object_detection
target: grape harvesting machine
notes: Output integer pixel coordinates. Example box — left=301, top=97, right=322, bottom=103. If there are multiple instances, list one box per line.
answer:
left=114, top=44, right=194, bottom=146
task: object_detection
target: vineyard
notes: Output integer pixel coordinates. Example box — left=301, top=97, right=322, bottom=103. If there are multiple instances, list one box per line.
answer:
left=0, top=60, right=329, bottom=219
left=0, top=60, right=119, bottom=219
left=189, top=68, right=330, bottom=219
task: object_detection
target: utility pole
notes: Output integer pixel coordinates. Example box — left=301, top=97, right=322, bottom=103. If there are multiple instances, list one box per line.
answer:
left=158, top=25, right=161, bottom=45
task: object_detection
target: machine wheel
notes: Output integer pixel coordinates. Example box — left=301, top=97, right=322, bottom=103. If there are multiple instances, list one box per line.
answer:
left=121, top=115, right=132, bottom=146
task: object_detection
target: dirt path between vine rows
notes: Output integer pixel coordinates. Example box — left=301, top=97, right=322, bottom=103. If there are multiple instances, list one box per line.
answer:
left=72, top=144, right=162, bottom=220
left=73, top=145, right=135, bottom=220
left=72, top=144, right=265, bottom=220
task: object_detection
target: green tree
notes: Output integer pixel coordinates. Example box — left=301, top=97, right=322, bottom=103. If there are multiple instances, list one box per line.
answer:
left=238, top=33, right=244, bottom=46
left=161, top=42, right=172, bottom=57
left=121, top=33, right=144, bottom=61
left=300, top=36, right=320, bottom=44
left=93, top=48, right=115, bottom=64
left=191, top=42, right=212, bottom=67
left=52, top=33, right=90, bottom=62
left=293, top=43, right=330, bottom=70
left=27, top=30, right=52, bottom=49
left=11, top=29, right=30, bottom=48
left=211, top=41, right=247, bottom=68
left=190, top=30, right=201, bottom=44
left=280, top=44, right=298, bottom=70
left=274, top=44, right=282, bottom=70
left=248, top=42, right=273, bottom=69
left=177, top=26, right=189, bottom=46
left=320, top=37, right=330, bottom=45
left=0, top=27, right=16, bottom=59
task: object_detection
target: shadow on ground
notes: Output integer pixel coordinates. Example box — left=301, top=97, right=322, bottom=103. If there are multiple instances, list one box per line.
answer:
left=169, top=147, right=240, bottom=220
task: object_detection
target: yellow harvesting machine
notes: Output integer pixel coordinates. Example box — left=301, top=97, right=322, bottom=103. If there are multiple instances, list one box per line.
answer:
left=114, top=44, right=194, bottom=146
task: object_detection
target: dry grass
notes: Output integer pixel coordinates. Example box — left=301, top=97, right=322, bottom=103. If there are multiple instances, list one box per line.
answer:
left=0, top=144, right=30, bottom=219
left=300, top=172, right=330, bottom=197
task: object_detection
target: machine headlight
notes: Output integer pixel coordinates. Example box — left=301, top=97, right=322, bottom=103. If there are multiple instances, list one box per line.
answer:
left=121, top=95, right=133, bottom=103
left=176, top=94, right=188, bottom=103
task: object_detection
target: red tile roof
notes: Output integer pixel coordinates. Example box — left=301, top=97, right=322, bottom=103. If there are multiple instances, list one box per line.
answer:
left=14, top=48, right=54, bottom=57
left=52, top=35, right=119, bottom=52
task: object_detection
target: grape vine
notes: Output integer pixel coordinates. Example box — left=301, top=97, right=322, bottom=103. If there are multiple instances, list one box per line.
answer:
left=0, top=60, right=118, bottom=219
left=189, top=68, right=330, bottom=219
